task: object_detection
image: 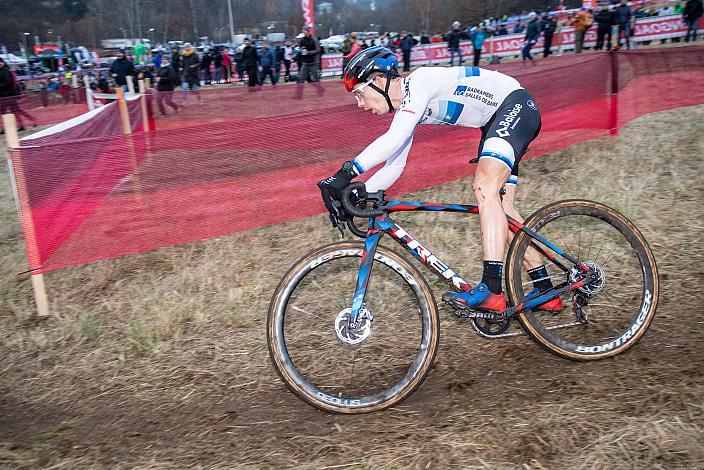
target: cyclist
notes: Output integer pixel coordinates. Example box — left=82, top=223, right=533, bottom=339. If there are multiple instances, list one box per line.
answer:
left=318, top=46, right=562, bottom=313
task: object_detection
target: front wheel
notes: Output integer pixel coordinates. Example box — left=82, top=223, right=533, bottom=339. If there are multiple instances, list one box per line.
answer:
left=505, top=200, right=659, bottom=361
left=268, top=241, right=440, bottom=413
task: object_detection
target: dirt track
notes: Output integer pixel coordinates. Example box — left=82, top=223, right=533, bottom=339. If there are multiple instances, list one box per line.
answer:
left=1, top=105, right=703, bottom=468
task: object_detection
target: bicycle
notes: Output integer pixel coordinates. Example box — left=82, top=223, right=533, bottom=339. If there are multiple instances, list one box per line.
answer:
left=267, top=181, right=659, bottom=413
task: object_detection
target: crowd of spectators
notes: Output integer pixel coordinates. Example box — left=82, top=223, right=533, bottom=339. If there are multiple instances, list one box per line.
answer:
left=4, top=0, right=702, bottom=110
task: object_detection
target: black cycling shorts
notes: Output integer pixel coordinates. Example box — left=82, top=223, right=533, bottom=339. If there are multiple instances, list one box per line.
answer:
left=477, top=88, right=542, bottom=180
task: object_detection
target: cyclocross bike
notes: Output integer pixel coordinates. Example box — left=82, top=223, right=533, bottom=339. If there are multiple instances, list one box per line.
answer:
left=267, top=181, right=659, bottom=413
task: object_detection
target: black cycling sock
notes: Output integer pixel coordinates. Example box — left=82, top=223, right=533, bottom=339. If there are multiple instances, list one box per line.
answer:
left=481, top=261, right=503, bottom=295
left=528, top=265, right=553, bottom=292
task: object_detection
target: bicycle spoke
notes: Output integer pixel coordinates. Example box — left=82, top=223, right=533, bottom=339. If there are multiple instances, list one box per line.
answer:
left=508, top=203, right=656, bottom=358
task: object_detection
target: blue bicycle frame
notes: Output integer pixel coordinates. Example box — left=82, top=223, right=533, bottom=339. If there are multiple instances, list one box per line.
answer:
left=348, top=199, right=592, bottom=323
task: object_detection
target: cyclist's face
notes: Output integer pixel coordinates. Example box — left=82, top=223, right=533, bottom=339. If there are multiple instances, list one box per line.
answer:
left=354, top=77, right=390, bottom=115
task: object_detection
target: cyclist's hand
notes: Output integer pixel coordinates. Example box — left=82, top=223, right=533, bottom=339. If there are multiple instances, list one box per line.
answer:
left=317, top=164, right=356, bottom=222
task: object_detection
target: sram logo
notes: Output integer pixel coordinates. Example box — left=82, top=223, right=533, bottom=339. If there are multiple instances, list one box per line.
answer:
left=576, top=289, right=652, bottom=354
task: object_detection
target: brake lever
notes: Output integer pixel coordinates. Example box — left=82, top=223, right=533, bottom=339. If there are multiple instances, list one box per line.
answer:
left=329, top=202, right=346, bottom=238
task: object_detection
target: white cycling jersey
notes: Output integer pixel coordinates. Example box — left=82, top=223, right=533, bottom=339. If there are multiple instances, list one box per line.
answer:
left=352, top=66, right=524, bottom=192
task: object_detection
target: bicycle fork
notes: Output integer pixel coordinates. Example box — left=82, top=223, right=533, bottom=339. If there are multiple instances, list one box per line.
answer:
left=348, top=226, right=383, bottom=326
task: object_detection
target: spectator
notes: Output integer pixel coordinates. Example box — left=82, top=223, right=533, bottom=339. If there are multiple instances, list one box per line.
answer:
left=447, top=21, right=465, bottom=66
left=257, top=42, right=277, bottom=86
left=297, top=26, right=322, bottom=84
left=497, top=24, right=509, bottom=35
left=542, top=12, right=558, bottom=57
left=420, top=32, right=430, bottom=44
left=138, top=65, right=154, bottom=86
left=513, top=20, right=525, bottom=34
left=282, top=41, right=293, bottom=82
left=615, top=0, right=633, bottom=49
left=572, top=7, right=592, bottom=53
left=170, top=46, right=182, bottom=87
left=594, top=6, right=614, bottom=51
left=274, top=43, right=284, bottom=81
left=222, top=48, right=233, bottom=82
left=400, top=31, right=414, bottom=72
left=522, top=12, right=540, bottom=66
left=213, top=47, right=223, bottom=83
left=344, top=34, right=362, bottom=65
left=341, top=33, right=354, bottom=79
left=234, top=47, right=245, bottom=83
left=241, top=38, right=260, bottom=87
left=181, top=43, right=200, bottom=90
left=381, top=33, right=390, bottom=47
left=658, top=4, right=674, bottom=16
left=684, top=0, right=703, bottom=42
left=341, top=33, right=352, bottom=58
left=0, top=57, right=37, bottom=132
left=469, top=24, right=488, bottom=66
left=152, top=50, right=162, bottom=70
left=109, top=49, right=136, bottom=91
left=200, top=47, right=213, bottom=85
left=156, top=55, right=179, bottom=116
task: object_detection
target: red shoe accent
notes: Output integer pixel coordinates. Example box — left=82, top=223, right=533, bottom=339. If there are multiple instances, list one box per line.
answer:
left=479, top=293, right=506, bottom=312
left=537, top=297, right=564, bottom=312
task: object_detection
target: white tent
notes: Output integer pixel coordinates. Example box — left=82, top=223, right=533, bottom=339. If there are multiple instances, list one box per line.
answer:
left=0, top=53, right=28, bottom=65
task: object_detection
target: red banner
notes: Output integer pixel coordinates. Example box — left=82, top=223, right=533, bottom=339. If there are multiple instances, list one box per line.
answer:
left=34, top=45, right=59, bottom=54
left=301, top=0, right=315, bottom=35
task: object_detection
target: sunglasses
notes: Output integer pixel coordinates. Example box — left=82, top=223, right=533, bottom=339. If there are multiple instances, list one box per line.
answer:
left=353, top=79, right=375, bottom=103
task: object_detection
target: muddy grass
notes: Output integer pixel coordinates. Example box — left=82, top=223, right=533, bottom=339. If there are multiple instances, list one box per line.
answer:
left=1, top=105, right=703, bottom=469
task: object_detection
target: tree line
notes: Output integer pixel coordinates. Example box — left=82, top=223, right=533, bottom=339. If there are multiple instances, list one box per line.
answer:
left=0, top=0, right=579, bottom=49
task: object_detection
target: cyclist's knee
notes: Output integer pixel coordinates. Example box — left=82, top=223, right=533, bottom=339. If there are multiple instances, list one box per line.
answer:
left=472, top=174, right=504, bottom=203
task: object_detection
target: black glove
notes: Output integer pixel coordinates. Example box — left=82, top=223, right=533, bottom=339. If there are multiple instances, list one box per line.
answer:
left=317, top=161, right=357, bottom=222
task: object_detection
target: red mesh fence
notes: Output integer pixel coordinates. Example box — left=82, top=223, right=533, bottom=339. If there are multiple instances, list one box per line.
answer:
left=6, top=46, right=704, bottom=273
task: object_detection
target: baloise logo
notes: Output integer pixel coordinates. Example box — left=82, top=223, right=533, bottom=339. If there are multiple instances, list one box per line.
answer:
left=496, top=103, right=522, bottom=137
left=527, top=99, right=537, bottom=110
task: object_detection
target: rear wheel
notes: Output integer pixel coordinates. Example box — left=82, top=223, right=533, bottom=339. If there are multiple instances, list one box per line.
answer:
left=268, top=241, right=440, bottom=413
left=505, top=200, right=658, bottom=361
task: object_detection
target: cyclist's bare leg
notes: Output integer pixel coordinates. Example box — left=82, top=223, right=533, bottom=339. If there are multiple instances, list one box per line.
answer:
left=473, top=159, right=510, bottom=261
left=501, top=184, right=543, bottom=270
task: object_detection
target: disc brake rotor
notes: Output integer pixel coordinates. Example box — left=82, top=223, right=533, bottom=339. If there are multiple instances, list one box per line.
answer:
left=334, top=307, right=373, bottom=345
left=570, top=260, right=606, bottom=296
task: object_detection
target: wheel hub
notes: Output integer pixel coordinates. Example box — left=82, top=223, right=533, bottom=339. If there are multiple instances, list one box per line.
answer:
left=334, top=307, right=373, bottom=345
left=570, top=260, right=606, bottom=296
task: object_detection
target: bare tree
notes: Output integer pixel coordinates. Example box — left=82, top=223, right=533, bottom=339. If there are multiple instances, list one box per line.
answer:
left=409, top=0, right=441, bottom=32
left=188, top=0, right=199, bottom=38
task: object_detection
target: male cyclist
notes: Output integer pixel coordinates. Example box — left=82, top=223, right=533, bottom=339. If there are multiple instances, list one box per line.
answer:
left=318, top=46, right=562, bottom=313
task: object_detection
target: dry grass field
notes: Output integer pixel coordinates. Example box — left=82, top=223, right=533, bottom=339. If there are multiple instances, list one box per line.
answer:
left=1, top=104, right=703, bottom=469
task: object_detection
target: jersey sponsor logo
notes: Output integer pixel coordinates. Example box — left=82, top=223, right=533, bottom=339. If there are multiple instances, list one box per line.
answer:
left=401, top=109, right=416, bottom=115
left=527, top=99, right=537, bottom=110
left=496, top=103, right=523, bottom=137
left=452, top=85, right=498, bottom=107
left=419, top=108, right=432, bottom=124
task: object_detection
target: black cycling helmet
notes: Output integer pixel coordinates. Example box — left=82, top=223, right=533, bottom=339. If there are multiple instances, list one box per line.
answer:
left=343, top=46, right=400, bottom=112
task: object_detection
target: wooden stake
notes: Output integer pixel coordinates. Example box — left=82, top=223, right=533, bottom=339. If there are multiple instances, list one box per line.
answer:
left=84, top=75, right=94, bottom=110
left=116, top=89, right=143, bottom=202
left=2, top=114, right=49, bottom=316
left=126, top=75, right=135, bottom=94
left=138, top=79, right=149, bottom=133
left=116, top=87, right=131, bottom=134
